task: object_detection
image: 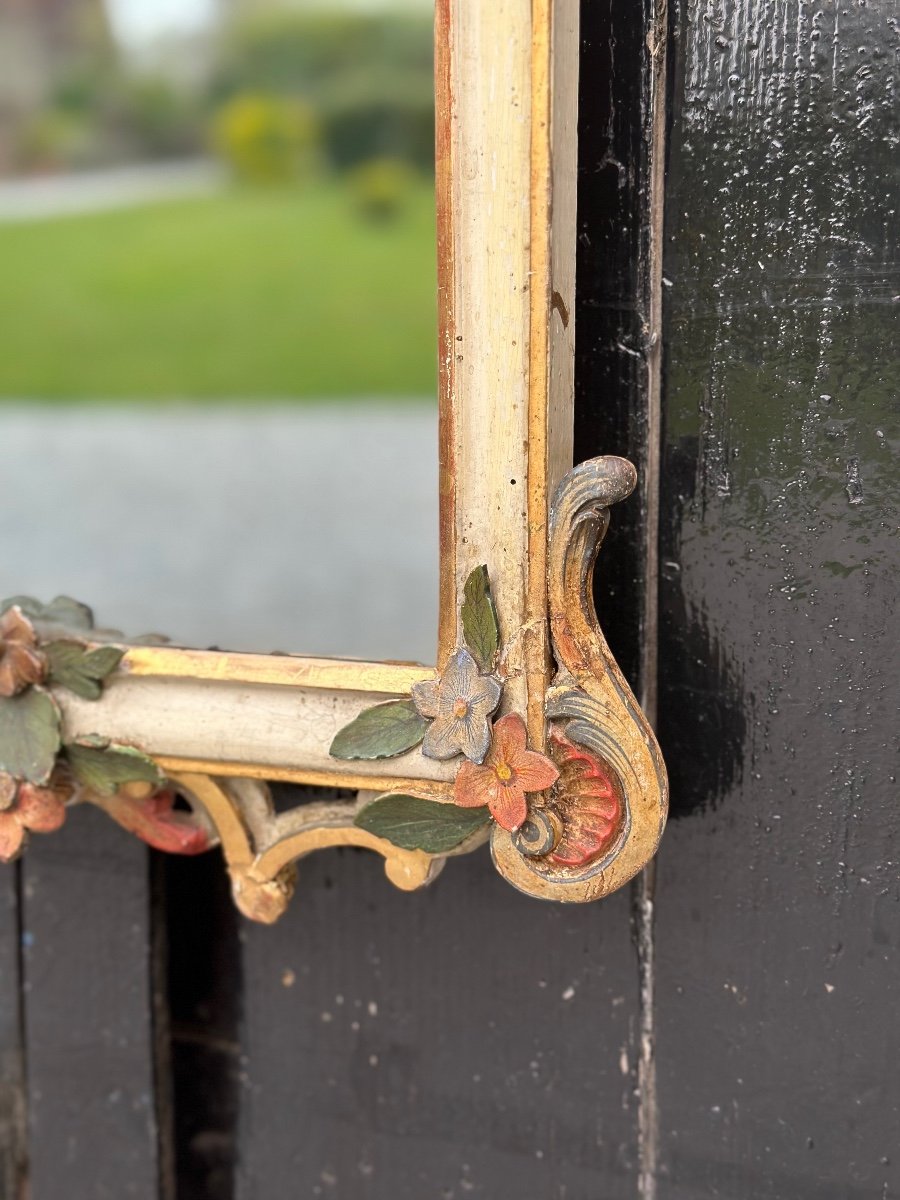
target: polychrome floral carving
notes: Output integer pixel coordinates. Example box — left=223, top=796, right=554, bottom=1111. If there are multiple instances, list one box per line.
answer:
left=411, top=647, right=501, bottom=763
left=336, top=559, right=626, bottom=865
left=92, top=788, right=212, bottom=856
left=0, top=607, right=46, bottom=697
left=0, top=775, right=67, bottom=862
left=340, top=567, right=570, bottom=852
left=0, top=596, right=210, bottom=862
left=454, top=713, right=559, bottom=832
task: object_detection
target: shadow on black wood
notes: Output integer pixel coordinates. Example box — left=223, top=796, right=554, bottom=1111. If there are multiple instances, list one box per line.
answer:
left=234, top=845, right=640, bottom=1200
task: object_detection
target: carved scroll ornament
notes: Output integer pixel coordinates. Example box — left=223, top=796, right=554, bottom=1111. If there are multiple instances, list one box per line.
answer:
left=0, top=457, right=667, bottom=921
left=0, top=1, right=669, bottom=919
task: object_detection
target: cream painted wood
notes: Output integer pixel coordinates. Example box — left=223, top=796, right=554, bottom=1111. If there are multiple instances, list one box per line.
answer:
left=58, top=677, right=455, bottom=791
left=443, top=0, right=533, bottom=713
left=441, top=0, right=579, bottom=748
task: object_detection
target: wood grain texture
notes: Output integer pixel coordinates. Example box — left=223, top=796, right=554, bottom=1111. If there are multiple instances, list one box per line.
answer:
left=573, top=0, right=673, bottom=1192
left=21, top=805, right=160, bottom=1199
left=0, top=865, right=25, bottom=1198
left=234, top=847, right=640, bottom=1200
left=654, top=0, right=900, bottom=1193
left=575, top=0, right=664, bottom=695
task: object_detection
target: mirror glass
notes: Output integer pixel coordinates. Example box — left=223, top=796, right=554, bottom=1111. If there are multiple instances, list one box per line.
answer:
left=0, top=0, right=438, bottom=664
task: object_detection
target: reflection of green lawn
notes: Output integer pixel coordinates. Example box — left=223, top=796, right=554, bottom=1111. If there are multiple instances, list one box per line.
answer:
left=0, top=183, right=437, bottom=400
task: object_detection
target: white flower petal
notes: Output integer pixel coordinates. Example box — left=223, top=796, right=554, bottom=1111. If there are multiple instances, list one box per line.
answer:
left=457, top=717, right=491, bottom=765
left=411, top=677, right=440, bottom=718
left=422, top=715, right=464, bottom=760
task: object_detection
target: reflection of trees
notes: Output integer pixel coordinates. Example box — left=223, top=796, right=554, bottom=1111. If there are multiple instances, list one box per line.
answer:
left=213, top=11, right=435, bottom=173
left=664, top=0, right=898, bottom=512
left=0, top=0, right=113, bottom=170
left=659, top=0, right=898, bottom=814
left=659, top=437, right=748, bottom=818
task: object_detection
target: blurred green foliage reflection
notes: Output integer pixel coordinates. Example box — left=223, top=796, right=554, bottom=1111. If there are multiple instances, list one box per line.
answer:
left=0, top=184, right=436, bottom=399
left=0, top=5, right=436, bottom=401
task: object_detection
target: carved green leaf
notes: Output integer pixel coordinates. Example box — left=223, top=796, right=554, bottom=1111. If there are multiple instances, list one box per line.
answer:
left=1, top=595, right=93, bottom=632
left=0, top=689, right=62, bottom=784
left=461, top=565, right=500, bottom=671
left=45, top=642, right=124, bottom=700
left=64, top=738, right=163, bottom=797
left=354, top=794, right=491, bottom=853
left=329, top=700, right=427, bottom=760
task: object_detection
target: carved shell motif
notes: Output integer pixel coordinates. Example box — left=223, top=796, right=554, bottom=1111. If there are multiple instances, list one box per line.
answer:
left=327, top=456, right=667, bottom=902
left=490, top=457, right=668, bottom=900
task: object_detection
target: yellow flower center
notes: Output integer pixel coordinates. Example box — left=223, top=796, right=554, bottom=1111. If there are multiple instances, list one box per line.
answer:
left=452, top=698, right=469, bottom=719
left=495, top=761, right=513, bottom=783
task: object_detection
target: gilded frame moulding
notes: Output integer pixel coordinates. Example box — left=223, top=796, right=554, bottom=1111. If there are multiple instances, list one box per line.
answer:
left=0, top=0, right=667, bottom=921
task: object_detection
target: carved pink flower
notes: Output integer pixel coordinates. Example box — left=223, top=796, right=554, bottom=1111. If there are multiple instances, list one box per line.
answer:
left=0, top=607, right=45, bottom=697
left=0, top=776, right=67, bottom=862
left=411, top=648, right=501, bottom=763
left=454, top=713, right=559, bottom=832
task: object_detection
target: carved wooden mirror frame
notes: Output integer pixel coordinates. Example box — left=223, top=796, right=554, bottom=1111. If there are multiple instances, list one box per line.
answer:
left=0, top=0, right=667, bottom=922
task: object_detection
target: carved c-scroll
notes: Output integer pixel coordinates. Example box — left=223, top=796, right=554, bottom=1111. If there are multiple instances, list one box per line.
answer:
left=169, top=774, right=444, bottom=923
left=491, top=456, right=668, bottom=900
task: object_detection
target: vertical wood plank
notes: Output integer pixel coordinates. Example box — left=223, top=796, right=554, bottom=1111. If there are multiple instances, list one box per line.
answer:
left=21, top=805, right=161, bottom=1198
left=163, top=848, right=240, bottom=1200
left=0, top=865, right=25, bottom=1197
left=235, top=846, right=640, bottom=1199
left=654, top=0, right=900, bottom=1194
left=575, top=0, right=667, bottom=693
left=574, top=1, right=670, bottom=1193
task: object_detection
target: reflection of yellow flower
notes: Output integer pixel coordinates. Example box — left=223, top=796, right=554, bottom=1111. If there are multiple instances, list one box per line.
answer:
left=454, top=714, right=559, bottom=832
left=411, top=648, right=501, bottom=763
left=0, top=774, right=67, bottom=862
left=0, top=607, right=45, bottom=697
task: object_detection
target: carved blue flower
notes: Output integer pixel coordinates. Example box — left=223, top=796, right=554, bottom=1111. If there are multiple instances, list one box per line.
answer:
left=411, top=648, right=501, bottom=764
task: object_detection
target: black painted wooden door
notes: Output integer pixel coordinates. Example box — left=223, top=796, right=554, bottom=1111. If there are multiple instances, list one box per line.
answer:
left=2, top=1, right=897, bottom=1196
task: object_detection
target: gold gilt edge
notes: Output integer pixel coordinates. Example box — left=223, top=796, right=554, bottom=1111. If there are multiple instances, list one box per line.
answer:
left=122, top=647, right=434, bottom=693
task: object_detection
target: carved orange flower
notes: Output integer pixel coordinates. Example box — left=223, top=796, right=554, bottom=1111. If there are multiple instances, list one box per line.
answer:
left=454, top=713, right=559, bottom=832
left=0, top=607, right=45, bottom=697
left=0, top=775, right=67, bottom=862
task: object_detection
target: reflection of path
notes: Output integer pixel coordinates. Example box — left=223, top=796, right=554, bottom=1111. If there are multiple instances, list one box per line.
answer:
left=0, top=404, right=438, bottom=664
left=0, top=161, right=223, bottom=222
